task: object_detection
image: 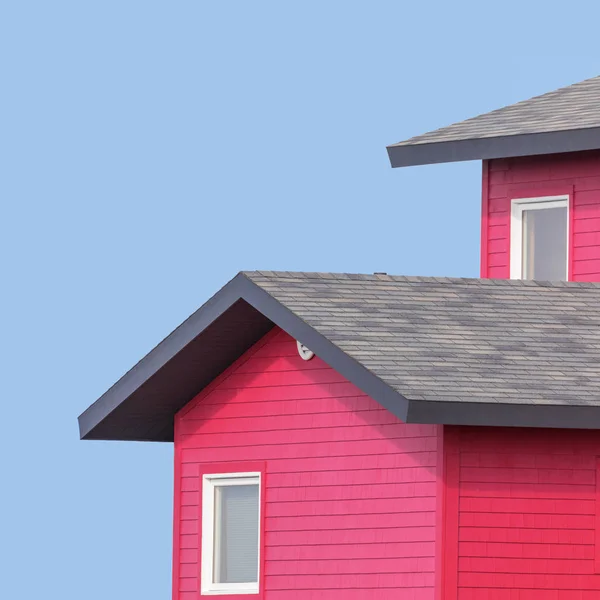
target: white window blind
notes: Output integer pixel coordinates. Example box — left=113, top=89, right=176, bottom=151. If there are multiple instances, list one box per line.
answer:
left=213, top=483, right=259, bottom=584
left=522, top=205, right=568, bottom=280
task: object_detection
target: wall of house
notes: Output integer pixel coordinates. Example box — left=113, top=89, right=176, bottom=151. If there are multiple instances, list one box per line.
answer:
left=481, top=150, right=600, bottom=281
left=443, top=425, right=600, bottom=600
left=172, top=327, right=440, bottom=600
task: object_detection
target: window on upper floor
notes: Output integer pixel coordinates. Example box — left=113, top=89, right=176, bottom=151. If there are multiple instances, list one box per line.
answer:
left=510, top=196, right=569, bottom=281
left=201, top=471, right=261, bottom=596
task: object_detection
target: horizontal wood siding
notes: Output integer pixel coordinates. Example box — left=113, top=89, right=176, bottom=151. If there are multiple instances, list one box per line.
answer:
left=173, top=328, right=439, bottom=600
left=482, top=150, right=600, bottom=281
left=451, top=426, right=600, bottom=599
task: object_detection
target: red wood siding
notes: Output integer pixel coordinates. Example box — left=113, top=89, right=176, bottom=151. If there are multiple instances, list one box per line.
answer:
left=480, top=150, right=600, bottom=281
left=445, top=426, right=600, bottom=599
left=173, top=327, right=440, bottom=600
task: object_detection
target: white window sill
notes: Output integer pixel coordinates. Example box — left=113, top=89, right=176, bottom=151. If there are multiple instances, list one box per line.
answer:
left=201, top=586, right=259, bottom=596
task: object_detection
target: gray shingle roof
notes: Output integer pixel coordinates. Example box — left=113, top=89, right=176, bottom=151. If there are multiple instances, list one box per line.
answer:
left=245, top=271, right=600, bottom=409
left=79, top=270, right=600, bottom=441
left=387, top=76, right=600, bottom=167
left=395, top=76, right=600, bottom=146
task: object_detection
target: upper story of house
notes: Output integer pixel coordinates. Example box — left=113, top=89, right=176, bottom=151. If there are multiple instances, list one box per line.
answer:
left=387, top=76, right=600, bottom=283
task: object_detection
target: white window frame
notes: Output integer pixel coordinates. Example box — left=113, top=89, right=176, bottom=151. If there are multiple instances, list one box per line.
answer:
left=510, top=195, right=570, bottom=280
left=200, top=472, right=261, bottom=596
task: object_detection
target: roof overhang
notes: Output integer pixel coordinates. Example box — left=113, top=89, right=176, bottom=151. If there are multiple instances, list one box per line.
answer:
left=78, top=273, right=412, bottom=441
left=387, top=126, right=600, bottom=167
left=408, top=400, right=600, bottom=430
left=79, top=273, right=600, bottom=442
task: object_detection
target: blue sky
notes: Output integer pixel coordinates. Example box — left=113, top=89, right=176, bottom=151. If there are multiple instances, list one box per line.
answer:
left=1, top=1, right=599, bottom=598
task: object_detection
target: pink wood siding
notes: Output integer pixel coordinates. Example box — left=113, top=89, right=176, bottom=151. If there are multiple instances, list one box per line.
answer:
left=447, top=426, right=600, bottom=599
left=481, top=150, right=600, bottom=281
left=173, top=327, right=439, bottom=600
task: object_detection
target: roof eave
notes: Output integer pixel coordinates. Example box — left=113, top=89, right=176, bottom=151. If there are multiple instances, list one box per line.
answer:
left=79, top=272, right=600, bottom=442
left=77, top=272, right=262, bottom=441
left=387, top=126, right=600, bottom=167
left=78, top=273, right=411, bottom=442
left=408, top=399, right=600, bottom=429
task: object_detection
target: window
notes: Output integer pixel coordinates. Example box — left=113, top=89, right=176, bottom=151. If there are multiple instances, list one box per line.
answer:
left=201, top=471, right=261, bottom=596
left=510, top=195, right=569, bottom=280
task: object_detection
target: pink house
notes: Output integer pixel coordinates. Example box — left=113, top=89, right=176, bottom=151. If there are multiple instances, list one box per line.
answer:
left=80, top=76, right=600, bottom=599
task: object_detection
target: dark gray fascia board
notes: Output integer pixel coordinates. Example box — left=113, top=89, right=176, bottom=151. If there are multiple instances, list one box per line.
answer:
left=408, top=399, right=600, bottom=429
left=387, top=126, right=600, bottom=167
left=77, top=273, right=411, bottom=442
left=78, top=273, right=260, bottom=441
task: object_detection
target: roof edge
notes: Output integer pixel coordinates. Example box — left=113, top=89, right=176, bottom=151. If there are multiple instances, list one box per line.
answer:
left=407, top=399, right=600, bottom=429
left=77, top=273, right=251, bottom=440
left=387, top=126, right=600, bottom=167
left=80, top=271, right=600, bottom=441
left=78, top=272, right=411, bottom=441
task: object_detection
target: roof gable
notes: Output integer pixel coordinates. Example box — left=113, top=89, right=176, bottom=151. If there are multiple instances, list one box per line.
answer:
left=79, top=272, right=600, bottom=441
left=388, top=76, right=600, bottom=167
left=78, top=273, right=410, bottom=441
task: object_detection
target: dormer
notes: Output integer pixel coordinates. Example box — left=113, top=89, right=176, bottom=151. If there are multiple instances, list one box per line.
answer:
left=387, top=76, right=600, bottom=282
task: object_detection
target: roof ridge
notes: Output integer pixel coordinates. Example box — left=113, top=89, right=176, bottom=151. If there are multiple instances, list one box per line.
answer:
left=242, top=270, right=600, bottom=288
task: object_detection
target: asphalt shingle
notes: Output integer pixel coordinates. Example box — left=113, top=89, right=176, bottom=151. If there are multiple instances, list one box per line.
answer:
left=390, top=76, right=600, bottom=147
left=244, top=271, right=600, bottom=408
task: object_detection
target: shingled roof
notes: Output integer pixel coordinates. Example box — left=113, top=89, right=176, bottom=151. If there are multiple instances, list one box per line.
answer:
left=387, top=75, right=600, bottom=167
left=79, top=272, right=600, bottom=441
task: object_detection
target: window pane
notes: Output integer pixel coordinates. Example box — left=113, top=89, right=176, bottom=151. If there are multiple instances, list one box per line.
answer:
left=522, top=206, right=567, bottom=280
left=213, top=483, right=259, bottom=584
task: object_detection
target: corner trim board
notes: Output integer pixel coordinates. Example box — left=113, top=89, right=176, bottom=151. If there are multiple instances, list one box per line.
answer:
left=595, top=457, right=600, bottom=574
left=480, top=160, right=489, bottom=278
left=442, top=427, right=460, bottom=600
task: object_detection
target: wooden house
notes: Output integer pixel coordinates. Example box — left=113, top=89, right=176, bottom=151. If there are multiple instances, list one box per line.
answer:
left=80, top=76, right=600, bottom=599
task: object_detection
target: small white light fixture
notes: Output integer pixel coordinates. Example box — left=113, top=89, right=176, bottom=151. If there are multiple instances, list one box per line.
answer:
left=297, top=340, right=315, bottom=361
